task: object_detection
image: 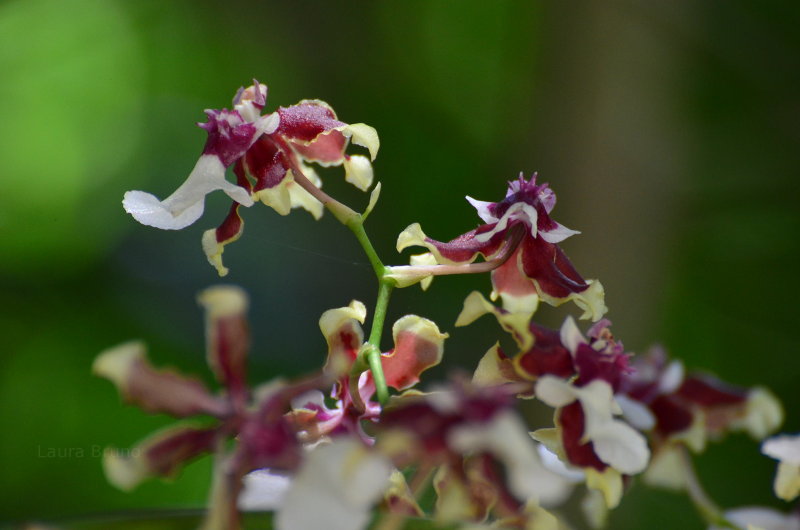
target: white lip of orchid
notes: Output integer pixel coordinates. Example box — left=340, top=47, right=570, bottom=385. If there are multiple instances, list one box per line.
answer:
left=123, top=112, right=279, bottom=231
left=123, top=155, right=255, bottom=230
left=472, top=201, right=539, bottom=243
left=535, top=376, right=650, bottom=475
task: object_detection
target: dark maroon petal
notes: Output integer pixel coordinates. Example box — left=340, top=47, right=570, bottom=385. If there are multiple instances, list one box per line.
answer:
left=93, top=343, right=229, bottom=418
left=650, top=395, right=695, bottom=437
left=104, top=424, right=219, bottom=490
left=519, top=235, right=589, bottom=299
left=574, top=343, right=631, bottom=392
left=214, top=202, right=245, bottom=246
left=241, top=136, right=290, bottom=192
left=277, top=102, right=346, bottom=142
left=238, top=415, right=302, bottom=472
left=515, top=323, right=575, bottom=379
left=199, top=109, right=259, bottom=167
left=559, top=402, right=607, bottom=471
left=426, top=223, right=508, bottom=263
left=677, top=375, right=748, bottom=407
left=197, top=286, right=251, bottom=409
left=144, top=426, right=218, bottom=476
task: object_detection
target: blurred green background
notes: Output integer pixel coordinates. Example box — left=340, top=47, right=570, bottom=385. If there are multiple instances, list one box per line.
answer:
left=1, top=0, right=798, bottom=528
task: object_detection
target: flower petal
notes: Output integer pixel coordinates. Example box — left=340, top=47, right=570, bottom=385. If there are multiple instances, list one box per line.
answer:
left=103, top=424, right=218, bottom=490
left=448, top=410, right=573, bottom=505
left=466, top=196, right=496, bottom=224
left=319, top=301, right=367, bottom=377
left=202, top=202, right=246, bottom=277
left=490, top=248, right=542, bottom=315
left=763, top=435, right=800, bottom=465
left=93, top=341, right=228, bottom=417
left=275, top=438, right=392, bottom=530
left=716, top=507, right=800, bottom=530
left=456, top=290, right=534, bottom=351
left=345, top=123, right=380, bottom=161
left=197, top=285, right=250, bottom=407
left=382, top=315, right=448, bottom=391
left=397, top=222, right=508, bottom=264
left=343, top=154, right=374, bottom=191
left=238, top=469, right=291, bottom=511
left=287, top=164, right=324, bottom=219
left=123, top=154, right=254, bottom=230
left=473, top=343, right=529, bottom=388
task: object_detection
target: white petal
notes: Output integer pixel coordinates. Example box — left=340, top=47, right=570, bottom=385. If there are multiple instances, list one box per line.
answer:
left=763, top=434, right=800, bottom=464
left=448, top=411, right=575, bottom=505
left=540, top=222, right=580, bottom=244
left=589, top=420, right=650, bottom=475
left=465, top=196, right=496, bottom=223
left=659, top=361, right=685, bottom=394
left=123, top=190, right=205, bottom=230
left=559, top=315, right=585, bottom=355
left=275, top=439, right=391, bottom=530
left=615, top=394, right=656, bottom=431
left=473, top=202, right=539, bottom=243
left=535, top=376, right=578, bottom=408
left=123, top=155, right=253, bottom=230
left=715, top=507, right=800, bottom=530
left=238, top=470, right=291, bottom=511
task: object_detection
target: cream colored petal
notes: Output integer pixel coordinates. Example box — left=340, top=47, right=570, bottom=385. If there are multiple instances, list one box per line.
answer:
left=344, top=123, right=380, bottom=160
left=363, top=182, right=382, bottom=219
left=733, top=388, right=784, bottom=440
left=643, top=445, right=687, bottom=491
left=584, top=467, right=623, bottom=509
left=343, top=155, right=374, bottom=192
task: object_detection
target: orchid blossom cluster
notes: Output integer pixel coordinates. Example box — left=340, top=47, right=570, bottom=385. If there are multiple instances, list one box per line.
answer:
left=96, top=81, right=796, bottom=530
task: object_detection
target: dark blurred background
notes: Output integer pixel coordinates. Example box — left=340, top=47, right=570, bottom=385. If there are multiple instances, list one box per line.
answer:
left=1, top=1, right=798, bottom=528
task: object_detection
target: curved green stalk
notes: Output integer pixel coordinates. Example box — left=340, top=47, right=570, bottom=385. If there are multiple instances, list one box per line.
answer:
left=290, top=167, right=393, bottom=404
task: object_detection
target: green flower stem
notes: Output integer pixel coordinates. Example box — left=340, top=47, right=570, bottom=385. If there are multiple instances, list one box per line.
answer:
left=365, top=279, right=393, bottom=404
left=678, top=446, right=741, bottom=529
left=291, top=166, right=393, bottom=404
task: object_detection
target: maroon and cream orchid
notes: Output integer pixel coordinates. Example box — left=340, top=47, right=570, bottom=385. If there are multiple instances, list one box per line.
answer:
left=94, top=286, right=322, bottom=529
left=123, top=81, right=379, bottom=275
left=377, top=380, right=570, bottom=526
left=395, top=173, right=606, bottom=320
left=289, top=300, right=448, bottom=444
left=618, top=347, right=783, bottom=455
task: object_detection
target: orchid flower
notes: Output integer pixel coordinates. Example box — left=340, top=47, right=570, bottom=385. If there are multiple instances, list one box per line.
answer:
left=123, top=81, right=379, bottom=275
left=288, top=300, right=447, bottom=444
left=94, top=286, right=320, bottom=529
left=396, top=173, right=606, bottom=320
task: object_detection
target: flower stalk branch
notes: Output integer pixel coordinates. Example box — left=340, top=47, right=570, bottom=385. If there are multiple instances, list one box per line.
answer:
left=679, top=446, right=741, bottom=529
left=290, top=157, right=393, bottom=404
